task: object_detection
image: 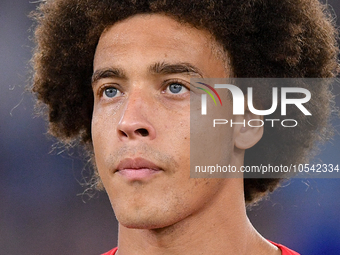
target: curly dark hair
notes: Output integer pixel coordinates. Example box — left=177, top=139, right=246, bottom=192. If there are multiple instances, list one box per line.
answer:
left=30, top=0, right=339, bottom=204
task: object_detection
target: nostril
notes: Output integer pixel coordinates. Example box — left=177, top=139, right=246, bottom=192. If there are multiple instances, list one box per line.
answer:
left=119, top=130, right=128, bottom=137
left=136, top=128, right=149, bottom=137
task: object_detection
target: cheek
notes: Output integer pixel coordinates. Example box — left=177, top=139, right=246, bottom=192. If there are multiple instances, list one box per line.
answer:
left=92, top=108, right=107, bottom=153
left=91, top=113, right=107, bottom=180
left=91, top=106, right=119, bottom=173
left=166, top=122, right=191, bottom=171
left=155, top=104, right=190, bottom=145
left=91, top=102, right=121, bottom=143
left=190, top=98, right=235, bottom=172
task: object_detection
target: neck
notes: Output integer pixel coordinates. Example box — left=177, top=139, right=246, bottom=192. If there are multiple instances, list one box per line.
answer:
left=116, top=179, right=280, bottom=255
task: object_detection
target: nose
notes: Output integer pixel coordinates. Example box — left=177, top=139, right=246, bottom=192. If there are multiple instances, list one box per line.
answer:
left=117, top=91, right=157, bottom=141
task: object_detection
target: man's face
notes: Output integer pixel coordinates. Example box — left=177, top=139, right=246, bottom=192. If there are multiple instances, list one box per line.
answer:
left=91, top=14, right=236, bottom=229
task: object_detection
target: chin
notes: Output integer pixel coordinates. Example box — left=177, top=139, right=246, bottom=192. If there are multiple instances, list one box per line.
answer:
left=115, top=205, right=182, bottom=230
left=118, top=215, right=174, bottom=230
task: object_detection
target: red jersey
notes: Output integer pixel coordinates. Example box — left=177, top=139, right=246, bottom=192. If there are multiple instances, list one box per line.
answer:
left=101, top=247, right=117, bottom=255
left=270, top=241, right=300, bottom=255
left=101, top=242, right=300, bottom=255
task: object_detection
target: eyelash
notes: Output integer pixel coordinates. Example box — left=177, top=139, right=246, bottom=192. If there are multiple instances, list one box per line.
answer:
left=162, top=79, right=190, bottom=94
left=97, top=79, right=191, bottom=99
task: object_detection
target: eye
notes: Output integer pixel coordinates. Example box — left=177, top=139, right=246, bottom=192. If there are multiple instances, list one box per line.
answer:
left=103, top=87, right=121, bottom=98
left=166, top=83, right=189, bottom=94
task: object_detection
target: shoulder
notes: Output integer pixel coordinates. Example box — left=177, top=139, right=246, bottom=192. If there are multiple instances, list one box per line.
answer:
left=269, top=241, right=300, bottom=255
left=101, top=247, right=118, bottom=255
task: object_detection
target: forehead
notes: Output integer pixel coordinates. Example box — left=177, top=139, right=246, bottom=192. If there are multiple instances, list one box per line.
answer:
left=93, top=13, right=227, bottom=75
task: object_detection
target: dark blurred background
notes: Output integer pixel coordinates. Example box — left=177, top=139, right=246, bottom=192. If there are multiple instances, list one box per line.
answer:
left=1, top=1, right=340, bottom=254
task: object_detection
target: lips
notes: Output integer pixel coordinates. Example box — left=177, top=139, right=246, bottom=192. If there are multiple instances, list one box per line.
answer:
left=115, top=157, right=163, bottom=180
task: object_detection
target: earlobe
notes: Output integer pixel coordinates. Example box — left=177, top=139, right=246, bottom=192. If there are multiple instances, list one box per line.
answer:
left=233, top=109, right=264, bottom=150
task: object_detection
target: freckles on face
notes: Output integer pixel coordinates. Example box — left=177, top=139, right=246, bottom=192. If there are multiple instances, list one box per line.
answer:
left=91, top=14, right=232, bottom=229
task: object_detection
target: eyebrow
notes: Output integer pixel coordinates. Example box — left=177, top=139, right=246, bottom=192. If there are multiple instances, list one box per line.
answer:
left=92, top=68, right=126, bottom=86
left=92, top=62, right=203, bottom=87
left=149, top=62, right=203, bottom=77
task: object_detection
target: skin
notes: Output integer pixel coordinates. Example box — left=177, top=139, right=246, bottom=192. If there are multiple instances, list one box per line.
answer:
left=91, top=14, right=280, bottom=255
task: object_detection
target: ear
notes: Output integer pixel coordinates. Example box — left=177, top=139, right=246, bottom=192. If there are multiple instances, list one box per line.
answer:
left=233, top=107, right=264, bottom=150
